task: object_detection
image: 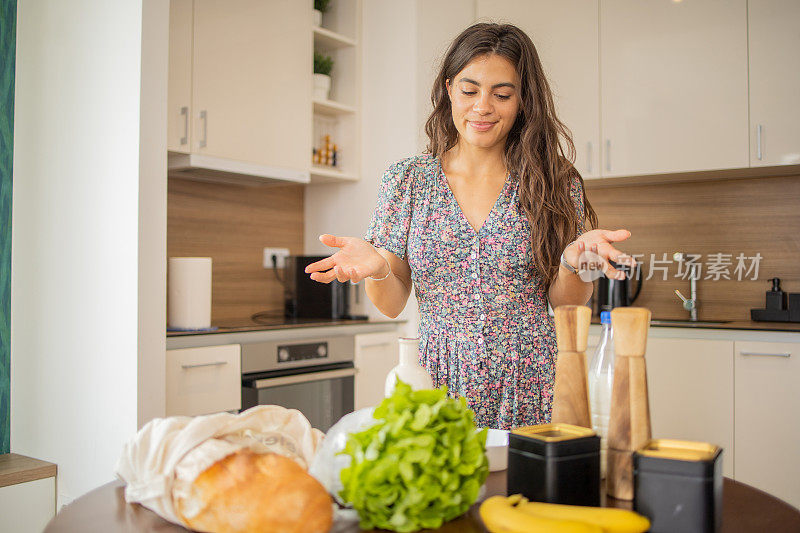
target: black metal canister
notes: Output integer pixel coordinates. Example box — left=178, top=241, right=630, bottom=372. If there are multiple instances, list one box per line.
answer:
left=634, top=439, right=723, bottom=533
left=507, top=423, right=601, bottom=506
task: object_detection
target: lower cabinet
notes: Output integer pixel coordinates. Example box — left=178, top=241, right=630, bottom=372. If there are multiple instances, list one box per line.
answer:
left=645, top=338, right=735, bottom=479
left=354, top=332, right=399, bottom=410
left=588, top=328, right=800, bottom=506
left=166, top=344, right=241, bottom=416
left=0, top=476, right=55, bottom=533
left=734, top=341, right=800, bottom=508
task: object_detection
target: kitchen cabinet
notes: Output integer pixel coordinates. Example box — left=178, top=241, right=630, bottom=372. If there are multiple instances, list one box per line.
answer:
left=166, top=344, right=241, bottom=417
left=191, top=0, right=311, bottom=171
left=475, top=0, right=601, bottom=179
left=747, top=0, right=800, bottom=167
left=167, top=0, right=193, bottom=153
left=586, top=334, right=735, bottom=478
left=599, top=0, right=749, bottom=177
left=167, top=0, right=313, bottom=182
left=734, top=340, right=800, bottom=508
left=0, top=477, right=55, bottom=532
left=645, top=337, right=734, bottom=478
left=354, top=331, right=399, bottom=410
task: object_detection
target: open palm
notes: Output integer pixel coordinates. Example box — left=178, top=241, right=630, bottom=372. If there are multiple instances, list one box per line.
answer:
left=305, top=234, right=389, bottom=284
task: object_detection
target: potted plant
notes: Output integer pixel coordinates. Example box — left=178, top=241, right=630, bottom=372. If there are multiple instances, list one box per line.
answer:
left=313, top=0, right=330, bottom=27
left=313, top=52, right=334, bottom=101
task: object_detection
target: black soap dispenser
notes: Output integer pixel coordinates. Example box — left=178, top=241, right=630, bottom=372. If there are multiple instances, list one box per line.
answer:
left=751, top=278, right=790, bottom=322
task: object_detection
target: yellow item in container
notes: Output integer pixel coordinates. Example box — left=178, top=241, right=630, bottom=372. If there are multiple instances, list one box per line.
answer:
left=480, top=495, right=602, bottom=533
left=480, top=495, right=650, bottom=533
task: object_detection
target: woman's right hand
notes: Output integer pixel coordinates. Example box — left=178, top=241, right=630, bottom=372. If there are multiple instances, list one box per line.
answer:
left=304, top=234, right=390, bottom=284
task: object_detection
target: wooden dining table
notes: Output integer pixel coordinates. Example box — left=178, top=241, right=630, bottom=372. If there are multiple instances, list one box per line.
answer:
left=45, top=470, right=800, bottom=532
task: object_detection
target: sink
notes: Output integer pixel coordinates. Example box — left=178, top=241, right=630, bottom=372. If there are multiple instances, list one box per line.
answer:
left=650, top=319, right=732, bottom=327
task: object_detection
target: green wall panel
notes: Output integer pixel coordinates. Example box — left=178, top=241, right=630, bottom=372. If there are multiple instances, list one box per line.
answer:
left=0, top=0, right=16, bottom=455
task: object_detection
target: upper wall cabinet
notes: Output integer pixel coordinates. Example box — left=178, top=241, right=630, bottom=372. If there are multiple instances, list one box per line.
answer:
left=167, top=0, right=312, bottom=183
left=748, top=0, right=800, bottom=167
left=600, top=0, right=749, bottom=178
left=167, top=0, right=193, bottom=153
left=476, top=0, right=601, bottom=179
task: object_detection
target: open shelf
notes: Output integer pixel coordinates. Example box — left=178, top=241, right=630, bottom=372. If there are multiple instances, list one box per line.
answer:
left=313, top=98, right=356, bottom=116
left=313, top=26, right=356, bottom=50
left=310, top=165, right=358, bottom=183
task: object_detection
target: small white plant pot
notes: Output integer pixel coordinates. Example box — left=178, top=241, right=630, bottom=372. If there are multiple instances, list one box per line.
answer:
left=312, top=9, right=322, bottom=27
left=313, top=73, right=331, bottom=101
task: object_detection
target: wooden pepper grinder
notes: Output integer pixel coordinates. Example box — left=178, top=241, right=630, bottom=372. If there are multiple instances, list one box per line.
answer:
left=552, top=305, right=592, bottom=428
left=606, top=307, right=652, bottom=500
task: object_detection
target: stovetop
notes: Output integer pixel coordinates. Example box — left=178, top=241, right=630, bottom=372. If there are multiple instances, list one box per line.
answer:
left=166, top=316, right=377, bottom=337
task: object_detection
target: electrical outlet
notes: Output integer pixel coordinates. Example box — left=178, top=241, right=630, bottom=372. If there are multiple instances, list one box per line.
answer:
left=263, top=247, right=290, bottom=269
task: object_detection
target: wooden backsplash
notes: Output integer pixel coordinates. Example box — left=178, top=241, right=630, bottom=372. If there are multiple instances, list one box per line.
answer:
left=585, top=173, right=800, bottom=321
left=168, top=170, right=799, bottom=324
left=168, top=178, right=304, bottom=324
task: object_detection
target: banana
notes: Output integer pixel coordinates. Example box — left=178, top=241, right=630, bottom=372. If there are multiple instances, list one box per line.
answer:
left=514, top=499, right=650, bottom=533
left=480, top=495, right=604, bottom=533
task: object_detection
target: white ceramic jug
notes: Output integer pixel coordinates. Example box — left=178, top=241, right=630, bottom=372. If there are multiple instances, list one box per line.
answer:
left=384, top=337, right=433, bottom=396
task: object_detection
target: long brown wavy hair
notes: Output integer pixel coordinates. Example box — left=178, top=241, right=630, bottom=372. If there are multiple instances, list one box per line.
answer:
left=425, top=23, right=598, bottom=290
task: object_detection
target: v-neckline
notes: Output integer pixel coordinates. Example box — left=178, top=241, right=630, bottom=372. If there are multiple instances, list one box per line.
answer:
left=437, top=158, right=510, bottom=235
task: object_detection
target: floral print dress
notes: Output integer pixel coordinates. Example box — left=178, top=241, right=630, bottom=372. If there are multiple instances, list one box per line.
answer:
left=365, top=154, right=587, bottom=430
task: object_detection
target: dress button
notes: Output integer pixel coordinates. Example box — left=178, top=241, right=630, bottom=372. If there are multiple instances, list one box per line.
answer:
left=471, top=272, right=477, bottom=279
left=477, top=337, right=484, bottom=345
left=479, top=313, right=486, bottom=321
left=473, top=294, right=480, bottom=300
left=471, top=253, right=477, bottom=260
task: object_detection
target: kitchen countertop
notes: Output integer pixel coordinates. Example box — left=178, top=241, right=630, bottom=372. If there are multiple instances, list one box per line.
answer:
left=167, top=317, right=402, bottom=337
left=591, top=317, right=800, bottom=332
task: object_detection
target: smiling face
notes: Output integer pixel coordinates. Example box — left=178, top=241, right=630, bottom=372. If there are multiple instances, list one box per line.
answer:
left=446, top=53, right=521, bottom=151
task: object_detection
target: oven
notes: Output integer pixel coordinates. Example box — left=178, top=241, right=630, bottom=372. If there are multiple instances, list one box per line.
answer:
left=240, top=336, right=355, bottom=432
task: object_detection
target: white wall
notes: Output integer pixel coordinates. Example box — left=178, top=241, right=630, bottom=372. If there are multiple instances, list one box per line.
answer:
left=304, top=0, right=476, bottom=337
left=138, top=0, right=168, bottom=429
left=11, top=0, right=167, bottom=506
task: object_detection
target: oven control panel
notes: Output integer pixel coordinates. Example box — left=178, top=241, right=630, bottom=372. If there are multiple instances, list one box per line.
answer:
left=277, top=342, right=329, bottom=363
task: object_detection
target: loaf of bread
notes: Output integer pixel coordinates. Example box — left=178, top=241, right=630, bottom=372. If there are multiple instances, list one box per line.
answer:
left=173, top=450, right=333, bottom=533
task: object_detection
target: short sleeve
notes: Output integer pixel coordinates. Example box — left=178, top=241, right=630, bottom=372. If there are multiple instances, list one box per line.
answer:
left=568, top=166, right=588, bottom=239
left=363, top=158, right=416, bottom=261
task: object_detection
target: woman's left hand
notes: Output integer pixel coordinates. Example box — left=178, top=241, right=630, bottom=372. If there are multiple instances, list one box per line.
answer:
left=563, top=229, right=635, bottom=280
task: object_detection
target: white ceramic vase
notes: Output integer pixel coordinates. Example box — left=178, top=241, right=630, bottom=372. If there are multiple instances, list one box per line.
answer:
left=384, top=337, right=433, bottom=397
left=312, top=9, right=322, bottom=27
left=313, top=73, right=331, bottom=101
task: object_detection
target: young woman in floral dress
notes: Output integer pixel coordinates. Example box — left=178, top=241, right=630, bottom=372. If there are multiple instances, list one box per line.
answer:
left=306, top=23, right=634, bottom=430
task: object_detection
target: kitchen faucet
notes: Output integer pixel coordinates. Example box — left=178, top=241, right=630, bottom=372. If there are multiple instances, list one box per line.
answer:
left=673, top=252, right=698, bottom=321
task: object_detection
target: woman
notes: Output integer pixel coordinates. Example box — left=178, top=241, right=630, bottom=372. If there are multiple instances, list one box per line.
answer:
left=306, top=23, right=634, bottom=429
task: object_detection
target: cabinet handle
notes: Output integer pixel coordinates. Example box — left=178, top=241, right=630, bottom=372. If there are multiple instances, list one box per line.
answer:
left=740, top=350, right=790, bottom=358
left=180, top=106, right=188, bottom=145
left=605, top=139, right=611, bottom=172
left=199, top=110, right=208, bottom=148
left=587, top=142, right=592, bottom=174
left=182, top=360, right=228, bottom=369
left=756, top=124, right=763, bottom=161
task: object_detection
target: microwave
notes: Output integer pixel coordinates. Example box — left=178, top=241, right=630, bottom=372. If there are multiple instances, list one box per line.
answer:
left=284, top=255, right=364, bottom=320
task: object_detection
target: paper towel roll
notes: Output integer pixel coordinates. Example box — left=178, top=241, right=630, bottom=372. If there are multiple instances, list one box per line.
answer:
left=168, top=257, right=212, bottom=329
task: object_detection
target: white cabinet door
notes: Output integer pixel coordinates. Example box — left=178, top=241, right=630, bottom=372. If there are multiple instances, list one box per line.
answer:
left=354, top=331, right=399, bottom=409
left=600, top=0, right=749, bottom=177
left=645, top=338, right=734, bottom=478
left=167, top=0, right=193, bottom=153
left=192, top=0, right=311, bottom=170
left=0, top=477, right=55, bottom=533
left=166, top=344, right=242, bottom=416
left=476, top=0, right=601, bottom=179
left=734, top=341, right=800, bottom=508
left=748, top=0, right=800, bottom=167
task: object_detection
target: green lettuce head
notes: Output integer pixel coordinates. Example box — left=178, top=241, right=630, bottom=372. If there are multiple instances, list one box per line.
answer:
left=338, top=381, right=489, bottom=532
